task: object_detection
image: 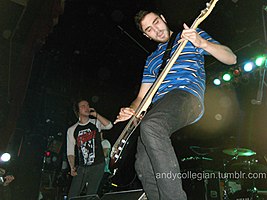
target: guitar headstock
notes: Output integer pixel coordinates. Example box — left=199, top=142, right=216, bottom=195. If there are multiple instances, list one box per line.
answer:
left=191, top=0, right=219, bottom=29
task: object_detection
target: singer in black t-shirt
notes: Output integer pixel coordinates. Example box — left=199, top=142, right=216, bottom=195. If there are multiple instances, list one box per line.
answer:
left=66, top=99, right=112, bottom=199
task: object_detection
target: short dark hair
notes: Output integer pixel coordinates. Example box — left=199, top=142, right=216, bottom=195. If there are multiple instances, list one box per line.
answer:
left=72, top=98, right=88, bottom=118
left=134, top=9, right=162, bottom=32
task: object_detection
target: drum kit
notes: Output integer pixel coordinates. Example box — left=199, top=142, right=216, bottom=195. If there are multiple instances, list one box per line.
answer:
left=181, top=146, right=267, bottom=200
left=222, top=147, right=267, bottom=200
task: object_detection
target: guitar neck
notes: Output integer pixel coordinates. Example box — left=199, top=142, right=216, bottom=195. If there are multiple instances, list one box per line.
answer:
left=134, top=3, right=215, bottom=117
left=111, top=0, right=219, bottom=163
left=136, top=39, right=189, bottom=114
left=112, top=39, right=189, bottom=149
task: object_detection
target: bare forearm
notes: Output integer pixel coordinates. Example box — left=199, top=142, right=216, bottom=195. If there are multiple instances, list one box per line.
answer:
left=181, top=24, right=237, bottom=65
left=96, top=114, right=111, bottom=126
left=130, top=97, right=143, bottom=110
left=202, top=40, right=237, bottom=65
left=67, top=155, right=75, bottom=169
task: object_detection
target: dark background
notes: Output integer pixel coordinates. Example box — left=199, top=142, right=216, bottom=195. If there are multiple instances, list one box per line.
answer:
left=0, top=0, right=267, bottom=199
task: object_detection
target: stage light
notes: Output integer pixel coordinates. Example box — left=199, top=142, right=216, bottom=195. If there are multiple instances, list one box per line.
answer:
left=208, top=54, right=267, bottom=87
left=52, top=156, right=57, bottom=162
left=243, top=62, right=254, bottom=72
left=213, top=78, right=221, bottom=86
left=233, top=68, right=241, bottom=76
left=45, top=151, right=51, bottom=157
left=255, top=56, right=266, bottom=67
left=0, top=153, right=11, bottom=162
left=222, top=73, right=231, bottom=82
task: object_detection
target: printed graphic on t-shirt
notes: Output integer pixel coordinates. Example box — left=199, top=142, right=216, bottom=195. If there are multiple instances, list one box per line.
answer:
left=77, top=128, right=97, bottom=165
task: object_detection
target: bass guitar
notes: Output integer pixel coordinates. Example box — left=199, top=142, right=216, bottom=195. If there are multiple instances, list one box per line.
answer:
left=110, top=0, right=219, bottom=172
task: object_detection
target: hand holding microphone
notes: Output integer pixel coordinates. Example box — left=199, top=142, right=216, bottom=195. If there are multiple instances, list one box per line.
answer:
left=89, top=108, right=97, bottom=117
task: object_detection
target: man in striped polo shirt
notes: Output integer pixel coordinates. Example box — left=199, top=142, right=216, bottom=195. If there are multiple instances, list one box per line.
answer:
left=114, top=10, right=237, bottom=200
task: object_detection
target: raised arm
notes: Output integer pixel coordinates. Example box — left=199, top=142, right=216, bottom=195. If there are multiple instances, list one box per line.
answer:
left=200, top=41, right=236, bottom=65
left=89, top=108, right=113, bottom=130
left=181, top=23, right=237, bottom=65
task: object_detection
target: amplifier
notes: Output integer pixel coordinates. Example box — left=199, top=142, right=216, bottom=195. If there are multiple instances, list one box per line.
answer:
left=68, top=189, right=145, bottom=200
left=182, top=170, right=223, bottom=200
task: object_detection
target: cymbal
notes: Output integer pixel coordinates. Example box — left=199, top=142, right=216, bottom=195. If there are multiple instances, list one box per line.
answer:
left=223, top=148, right=256, bottom=157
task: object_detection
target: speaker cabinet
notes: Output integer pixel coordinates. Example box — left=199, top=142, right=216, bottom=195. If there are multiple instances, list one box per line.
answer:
left=68, top=190, right=145, bottom=200
left=101, top=189, right=145, bottom=200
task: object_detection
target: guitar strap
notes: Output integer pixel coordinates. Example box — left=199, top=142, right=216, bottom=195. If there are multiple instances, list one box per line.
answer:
left=158, top=31, right=179, bottom=75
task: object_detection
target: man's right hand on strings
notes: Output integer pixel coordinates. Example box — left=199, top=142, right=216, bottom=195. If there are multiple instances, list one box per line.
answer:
left=114, top=107, right=135, bottom=124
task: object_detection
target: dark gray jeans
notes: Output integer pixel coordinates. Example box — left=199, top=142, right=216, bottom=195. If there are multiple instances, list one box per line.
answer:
left=68, top=162, right=105, bottom=199
left=135, top=89, right=202, bottom=200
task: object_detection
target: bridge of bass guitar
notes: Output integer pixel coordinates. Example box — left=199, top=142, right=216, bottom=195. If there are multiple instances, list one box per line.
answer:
left=109, top=117, right=142, bottom=173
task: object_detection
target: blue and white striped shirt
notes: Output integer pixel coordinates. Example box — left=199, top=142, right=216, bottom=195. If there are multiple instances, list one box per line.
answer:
left=142, top=28, right=219, bottom=110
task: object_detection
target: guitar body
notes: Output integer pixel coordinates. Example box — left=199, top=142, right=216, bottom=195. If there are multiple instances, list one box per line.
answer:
left=110, top=0, right=219, bottom=175
left=109, top=125, right=141, bottom=186
left=109, top=116, right=142, bottom=171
